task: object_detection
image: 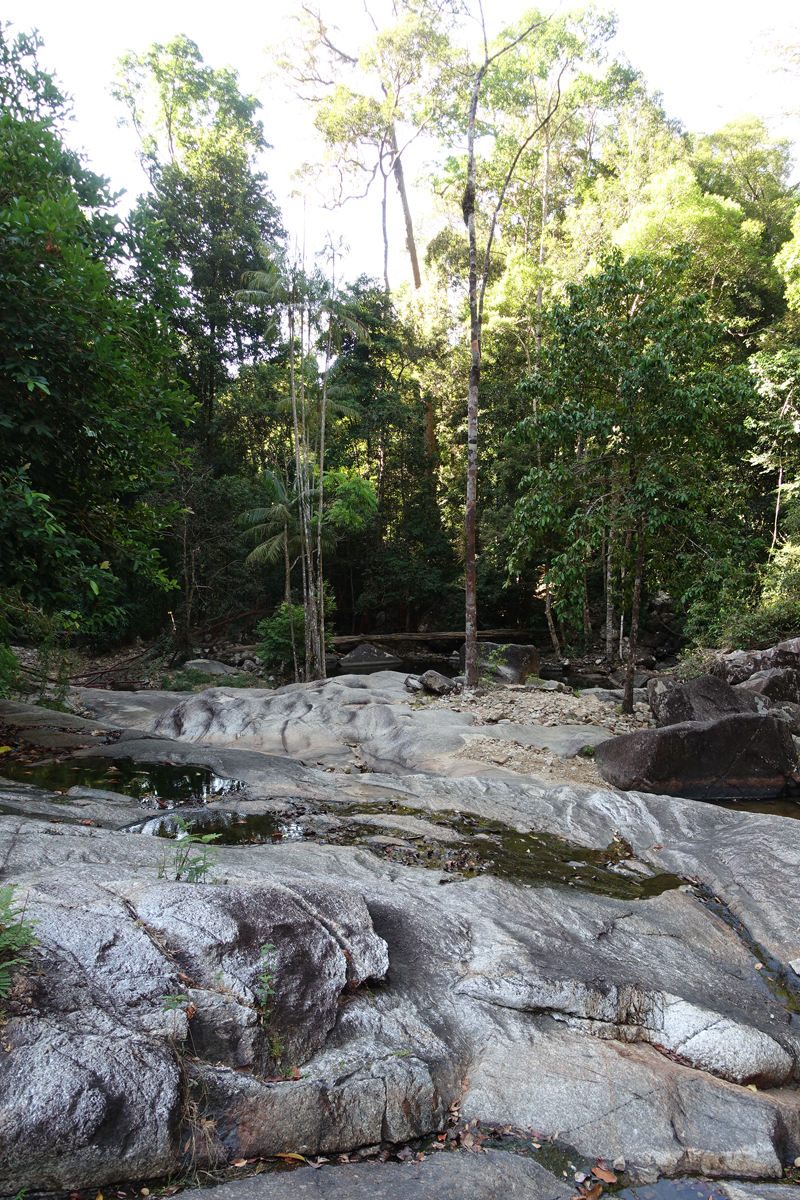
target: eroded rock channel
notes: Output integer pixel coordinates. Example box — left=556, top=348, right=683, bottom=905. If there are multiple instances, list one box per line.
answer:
left=1, top=679, right=800, bottom=1200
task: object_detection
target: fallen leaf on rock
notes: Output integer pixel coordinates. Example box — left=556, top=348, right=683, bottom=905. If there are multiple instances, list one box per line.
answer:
left=289, top=1065, right=300, bottom=1079
left=461, top=1133, right=474, bottom=1149
left=592, top=1166, right=617, bottom=1184
left=584, top=1184, right=603, bottom=1200
left=230, top=1159, right=247, bottom=1167
left=184, top=1003, right=196, bottom=1019
left=96, top=1192, right=103, bottom=1200
left=275, top=1153, right=306, bottom=1162
left=0, top=746, right=10, bottom=754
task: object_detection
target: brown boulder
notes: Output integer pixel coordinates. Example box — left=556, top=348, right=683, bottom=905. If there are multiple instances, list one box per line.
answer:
left=595, top=713, right=799, bottom=799
left=647, top=675, right=762, bottom=727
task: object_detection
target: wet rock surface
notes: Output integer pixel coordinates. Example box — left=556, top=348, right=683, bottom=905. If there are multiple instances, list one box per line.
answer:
left=2, top=692, right=800, bottom=1196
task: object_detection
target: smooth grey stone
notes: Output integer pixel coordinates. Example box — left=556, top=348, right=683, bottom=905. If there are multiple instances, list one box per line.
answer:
left=184, top=658, right=239, bottom=675
left=193, top=1151, right=573, bottom=1200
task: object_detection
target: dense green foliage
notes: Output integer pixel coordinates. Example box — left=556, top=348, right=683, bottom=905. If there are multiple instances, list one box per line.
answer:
left=0, top=25, right=192, bottom=621
left=511, top=251, right=755, bottom=629
left=2, top=10, right=800, bottom=670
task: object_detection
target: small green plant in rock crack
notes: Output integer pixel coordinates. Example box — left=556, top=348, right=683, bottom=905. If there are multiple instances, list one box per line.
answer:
left=162, top=993, right=191, bottom=1012
left=255, top=942, right=278, bottom=1021
left=0, top=885, right=37, bottom=1002
left=268, top=1031, right=286, bottom=1061
left=157, top=818, right=221, bottom=883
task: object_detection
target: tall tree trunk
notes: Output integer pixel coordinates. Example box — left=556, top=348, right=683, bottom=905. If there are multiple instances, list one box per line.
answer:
left=284, top=530, right=299, bottom=684
left=288, top=293, right=313, bottom=681
left=534, top=135, right=550, bottom=363
left=389, top=126, right=422, bottom=289
left=381, top=169, right=390, bottom=294
left=582, top=572, right=591, bottom=645
left=423, top=395, right=436, bottom=462
left=605, top=490, right=617, bottom=661
left=545, top=574, right=561, bottom=657
left=459, top=14, right=549, bottom=687
left=618, top=524, right=631, bottom=662
left=298, top=302, right=320, bottom=678
left=462, top=65, right=487, bottom=689
left=315, top=266, right=336, bottom=680
left=622, top=511, right=645, bottom=715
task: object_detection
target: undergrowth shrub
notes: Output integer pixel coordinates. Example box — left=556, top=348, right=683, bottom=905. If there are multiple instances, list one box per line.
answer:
left=256, top=585, right=335, bottom=675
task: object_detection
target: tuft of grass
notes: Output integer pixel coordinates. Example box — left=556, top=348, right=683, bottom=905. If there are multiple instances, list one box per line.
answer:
left=0, top=886, right=37, bottom=999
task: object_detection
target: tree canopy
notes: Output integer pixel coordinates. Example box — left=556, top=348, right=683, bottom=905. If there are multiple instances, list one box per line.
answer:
left=1, top=8, right=799, bottom=679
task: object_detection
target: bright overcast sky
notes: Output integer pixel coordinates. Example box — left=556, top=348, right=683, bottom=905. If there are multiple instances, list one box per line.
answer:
left=5, top=0, right=799, bottom=286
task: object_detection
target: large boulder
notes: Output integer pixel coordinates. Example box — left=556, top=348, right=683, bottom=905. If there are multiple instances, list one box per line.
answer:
left=184, top=658, right=239, bottom=676
left=647, top=675, right=763, bottom=726
left=595, top=712, right=800, bottom=799
left=339, top=643, right=402, bottom=672
left=735, top=667, right=800, bottom=704
left=458, top=642, right=540, bottom=684
left=710, top=637, right=800, bottom=685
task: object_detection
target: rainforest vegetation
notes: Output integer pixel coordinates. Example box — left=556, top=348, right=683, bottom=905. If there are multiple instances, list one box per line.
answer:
left=2, top=7, right=800, bottom=686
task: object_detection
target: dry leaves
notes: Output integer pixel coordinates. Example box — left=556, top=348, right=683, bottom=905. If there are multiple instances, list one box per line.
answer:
left=592, top=1166, right=617, bottom=1184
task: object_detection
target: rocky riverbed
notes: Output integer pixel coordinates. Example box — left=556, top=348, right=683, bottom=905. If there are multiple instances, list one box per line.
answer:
left=1, top=673, right=800, bottom=1200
